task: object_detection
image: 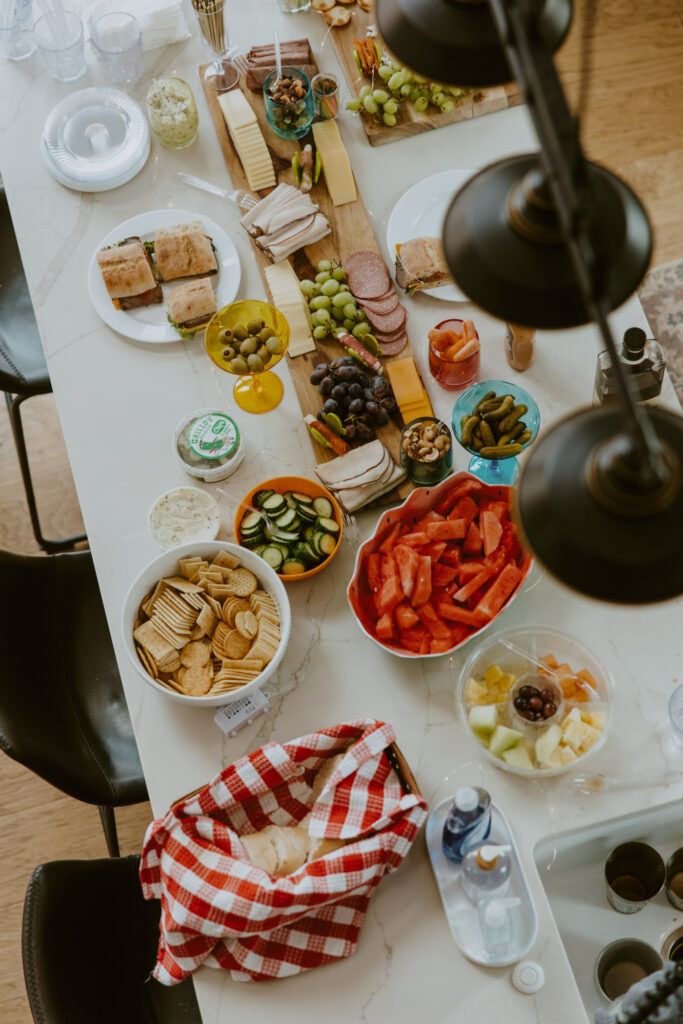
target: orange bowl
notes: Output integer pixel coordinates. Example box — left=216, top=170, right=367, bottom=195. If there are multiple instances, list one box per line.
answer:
left=234, top=475, right=344, bottom=582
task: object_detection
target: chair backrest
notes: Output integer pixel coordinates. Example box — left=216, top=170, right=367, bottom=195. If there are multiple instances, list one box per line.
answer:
left=22, top=855, right=201, bottom=1024
left=0, top=185, right=46, bottom=395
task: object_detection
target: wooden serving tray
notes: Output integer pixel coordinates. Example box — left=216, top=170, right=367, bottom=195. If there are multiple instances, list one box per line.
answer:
left=328, top=7, right=523, bottom=147
left=200, top=62, right=420, bottom=506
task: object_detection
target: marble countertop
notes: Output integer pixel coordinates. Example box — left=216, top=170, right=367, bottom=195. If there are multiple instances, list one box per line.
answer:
left=1, top=5, right=682, bottom=1022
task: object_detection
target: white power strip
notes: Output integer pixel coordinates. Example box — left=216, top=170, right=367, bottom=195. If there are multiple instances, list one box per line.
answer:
left=213, top=688, right=270, bottom=736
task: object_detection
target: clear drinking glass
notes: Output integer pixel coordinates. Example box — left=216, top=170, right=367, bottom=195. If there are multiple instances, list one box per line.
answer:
left=34, top=10, right=86, bottom=82
left=669, top=683, right=683, bottom=748
left=191, top=0, right=238, bottom=92
left=0, top=0, right=35, bottom=61
left=91, top=11, right=143, bottom=86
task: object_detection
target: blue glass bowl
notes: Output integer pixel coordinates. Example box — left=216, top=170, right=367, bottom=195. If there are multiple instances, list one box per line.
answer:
left=263, top=67, right=314, bottom=140
left=452, top=379, right=540, bottom=485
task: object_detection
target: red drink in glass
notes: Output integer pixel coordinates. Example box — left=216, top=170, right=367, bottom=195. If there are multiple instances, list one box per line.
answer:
left=428, top=318, right=480, bottom=391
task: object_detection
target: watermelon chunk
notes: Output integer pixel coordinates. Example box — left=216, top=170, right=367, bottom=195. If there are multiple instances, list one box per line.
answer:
left=436, top=602, right=486, bottom=627
left=416, top=510, right=446, bottom=531
left=474, top=564, right=523, bottom=621
left=381, top=553, right=398, bottom=583
left=452, top=496, right=479, bottom=528
left=395, top=602, right=420, bottom=630
left=458, top=561, right=485, bottom=584
left=401, top=531, right=431, bottom=547
left=463, top=521, right=483, bottom=554
left=481, top=510, right=503, bottom=557
left=394, top=544, right=419, bottom=599
left=379, top=522, right=405, bottom=553
left=411, top=555, right=432, bottom=607
left=365, top=553, right=382, bottom=593
left=449, top=479, right=484, bottom=500
left=432, top=564, right=458, bottom=587
left=417, top=603, right=451, bottom=639
left=378, top=574, right=404, bottom=614
left=375, top=613, right=395, bottom=640
left=453, top=564, right=497, bottom=603
left=480, top=500, right=509, bottom=522
left=440, top=548, right=462, bottom=569
left=418, top=541, right=447, bottom=563
left=449, top=623, right=473, bottom=645
left=430, top=638, right=453, bottom=654
left=426, top=519, right=468, bottom=542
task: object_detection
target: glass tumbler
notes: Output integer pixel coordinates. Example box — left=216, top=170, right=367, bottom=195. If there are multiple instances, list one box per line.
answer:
left=34, top=10, right=86, bottom=82
left=91, top=12, right=143, bottom=86
left=263, top=67, right=314, bottom=140
left=0, top=0, right=35, bottom=61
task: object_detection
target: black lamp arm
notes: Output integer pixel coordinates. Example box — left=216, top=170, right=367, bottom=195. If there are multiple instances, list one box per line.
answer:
left=488, top=0, right=666, bottom=483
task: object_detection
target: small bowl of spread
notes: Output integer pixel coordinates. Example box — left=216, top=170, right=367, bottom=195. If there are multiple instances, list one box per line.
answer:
left=148, top=486, right=220, bottom=549
left=174, top=408, right=244, bottom=483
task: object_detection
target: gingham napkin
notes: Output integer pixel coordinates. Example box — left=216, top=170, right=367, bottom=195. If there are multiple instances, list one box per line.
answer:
left=140, top=719, right=427, bottom=983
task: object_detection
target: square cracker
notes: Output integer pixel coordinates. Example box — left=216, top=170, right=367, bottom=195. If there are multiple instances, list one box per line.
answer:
left=212, top=550, right=241, bottom=569
left=133, top=620, right=175, bottom=662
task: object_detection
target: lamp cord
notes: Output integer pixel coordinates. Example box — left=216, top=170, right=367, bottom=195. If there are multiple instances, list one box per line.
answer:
left=577, top=0, right=598, bottom=123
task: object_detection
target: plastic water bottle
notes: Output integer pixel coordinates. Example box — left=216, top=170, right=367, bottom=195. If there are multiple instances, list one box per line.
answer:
left=441, top=786, right=491, bottom=864
left=478, top=897, right=520, bottom=959
left=462, top=843, right=512, bottom=904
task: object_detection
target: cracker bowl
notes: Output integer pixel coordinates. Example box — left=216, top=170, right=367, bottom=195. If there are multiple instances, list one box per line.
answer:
left=121, top=541, right=291, bottom=706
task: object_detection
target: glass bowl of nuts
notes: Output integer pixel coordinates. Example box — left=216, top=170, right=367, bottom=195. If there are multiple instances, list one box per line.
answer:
left=400, top=417, right=453, bottom=486
left=205, top=299, right=289, bottom=414
left=263, top=67, right=314, bottom=140
left=452, top=379, right=540, bottom=486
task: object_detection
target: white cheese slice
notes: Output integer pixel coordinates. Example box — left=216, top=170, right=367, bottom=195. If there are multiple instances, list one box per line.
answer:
left=264, top=261, right=316, bottom=356
left=312, top=120, right=357, bottom=207
left=218, top=89, right=276, bottom=192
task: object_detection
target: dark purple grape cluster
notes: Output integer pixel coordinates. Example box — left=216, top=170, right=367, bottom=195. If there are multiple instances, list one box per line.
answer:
left=309, top=358, right=397, bottom=443
left=514, top=684, right=558, bottom=722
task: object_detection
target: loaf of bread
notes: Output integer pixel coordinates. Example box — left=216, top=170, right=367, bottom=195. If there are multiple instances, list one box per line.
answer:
left=239, top=749, right=350, bottom=875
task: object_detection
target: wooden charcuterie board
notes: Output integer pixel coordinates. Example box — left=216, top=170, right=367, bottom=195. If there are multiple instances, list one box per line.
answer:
left=199, top=64, right=421, bottom=505
left=327, top=6, right=523, bottom=147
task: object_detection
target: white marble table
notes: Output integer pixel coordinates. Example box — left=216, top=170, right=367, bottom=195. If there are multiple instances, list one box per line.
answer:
left=1, top=6, right=682, bottom=1023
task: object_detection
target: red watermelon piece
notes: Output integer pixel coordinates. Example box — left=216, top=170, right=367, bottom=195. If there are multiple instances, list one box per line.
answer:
left=394, top=544, right=419, bottom=599
left=395, top=602, right=420, bottom=630
left=365, top=553, right=382, bottom=593
left=463, top=521, right=483, bottom=554
left=481, top=510, right=503, bottom=557
left=411, top=556, right=432, bottom=607
left=474, top=564, right=523, bottom=621
left=426, top=519, right=468, bottom=542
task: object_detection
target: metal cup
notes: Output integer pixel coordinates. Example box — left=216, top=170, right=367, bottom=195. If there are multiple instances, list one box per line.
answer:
left=604, top=841, right=665, bottom=913
left=665, top=848, right=683, bottom=911
left=595, top=937, right=663, bottom=1002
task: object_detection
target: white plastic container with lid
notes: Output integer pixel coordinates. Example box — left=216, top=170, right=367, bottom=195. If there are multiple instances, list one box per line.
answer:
left=478, top=896, right=520, bottom=958
left=174, top=408, right=245, bottom=482
left=462, top=843, right=512, bottom=905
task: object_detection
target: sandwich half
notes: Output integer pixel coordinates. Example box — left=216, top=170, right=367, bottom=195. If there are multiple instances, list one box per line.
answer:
left=153, top=221, right=218, bottom=282
left=394, top=236, right=454, bottom=295
left=166, top=279, right=217, bottom=339
left=96, top=237, right=162, bottom=310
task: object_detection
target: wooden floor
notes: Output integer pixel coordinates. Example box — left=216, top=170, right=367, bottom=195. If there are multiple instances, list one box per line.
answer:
left=1, top=3, right=682, bottom=1020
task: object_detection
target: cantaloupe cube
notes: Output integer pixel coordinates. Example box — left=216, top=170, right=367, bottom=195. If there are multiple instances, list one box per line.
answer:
left=577, top=669, right=598, bottom=690
left=540, top=653, right=558, bottom=671
left=555, top=663, right=574, bottom=678
left=484, top=664, right=503, bottom=685
left=466, top=678, right=488, bottom=703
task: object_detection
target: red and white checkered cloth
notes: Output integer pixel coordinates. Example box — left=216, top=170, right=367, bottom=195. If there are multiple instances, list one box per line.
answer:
left=140, top=718, right=427, bottom=983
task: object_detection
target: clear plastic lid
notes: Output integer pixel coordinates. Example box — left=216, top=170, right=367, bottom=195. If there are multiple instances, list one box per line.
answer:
left=41, top=87, right=150, bottom=192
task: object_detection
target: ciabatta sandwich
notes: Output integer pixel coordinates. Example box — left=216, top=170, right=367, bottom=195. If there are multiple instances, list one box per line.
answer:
left=394, top=236, right=453, bottom=295
left=153, top=221, right=218, bottom=282
left=96, top=237, right=162, bottom=310
left=166, top=279, right=217, bottom=339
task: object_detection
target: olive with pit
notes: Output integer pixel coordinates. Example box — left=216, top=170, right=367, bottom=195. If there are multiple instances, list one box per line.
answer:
left=233, top=324, right=248, bottom=341
left=247, top=353, right=265, bottom=372
left=239, top=337, right=258, bottom=356
left=247, top=318, right=265, bottom=335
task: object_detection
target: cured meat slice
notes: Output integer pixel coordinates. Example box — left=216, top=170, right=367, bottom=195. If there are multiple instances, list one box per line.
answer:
left=365, top=303, right=407, bottom=333
left=345, top=251, right=391, bottom=299
left=378, top=334, right=408, bottom=356
left=360, top=293, right=400, bottom=316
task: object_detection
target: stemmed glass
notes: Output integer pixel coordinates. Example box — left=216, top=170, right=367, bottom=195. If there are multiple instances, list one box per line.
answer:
left=191, top=0, right=239, bottom=92
left=452, top=379, right=540, bottom=485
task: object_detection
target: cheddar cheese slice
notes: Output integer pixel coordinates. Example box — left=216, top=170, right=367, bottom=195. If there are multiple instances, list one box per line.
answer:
left=386, top=357, right=433, bottom=423
left=264, top=261, right=316, bottom=357
left=218, top=90, right=276, bottom=192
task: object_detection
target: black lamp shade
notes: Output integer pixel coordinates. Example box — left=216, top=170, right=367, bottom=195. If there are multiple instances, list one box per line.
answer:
left=516, top=406, right=683, bottom=604
left=442, top=154, right=652, bottom=329
left=375, top=0, right=572, bottom=87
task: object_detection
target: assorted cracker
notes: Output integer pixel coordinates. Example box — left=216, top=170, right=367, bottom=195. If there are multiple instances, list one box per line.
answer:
left=133, top=551, right=282, bottom=698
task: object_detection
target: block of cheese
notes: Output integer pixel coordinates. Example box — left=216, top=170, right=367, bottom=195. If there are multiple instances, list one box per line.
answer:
left=264, top=261, right=316, bottom=357
left=218, top=90, right=276, bottom=192
left=311, top=120, right=357, bottom=207
left=386, top=357, right=433, bottom=423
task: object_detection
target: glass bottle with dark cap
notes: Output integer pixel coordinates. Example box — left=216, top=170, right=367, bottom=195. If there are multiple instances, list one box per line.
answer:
left=593, top=327, right=666, bottom=407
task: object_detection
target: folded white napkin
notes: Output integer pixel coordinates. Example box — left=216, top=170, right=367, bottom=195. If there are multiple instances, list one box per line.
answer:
left=87, top=0, right=190, bottom=52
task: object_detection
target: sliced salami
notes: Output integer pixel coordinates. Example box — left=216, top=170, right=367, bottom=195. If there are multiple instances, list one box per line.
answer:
left=360, top=293, right=400, bottom=316
left=345, top=251, right=391, bottom=299
left=365, top=303, right=407, bottom=334
left=379, top=334, right=408, bottom=356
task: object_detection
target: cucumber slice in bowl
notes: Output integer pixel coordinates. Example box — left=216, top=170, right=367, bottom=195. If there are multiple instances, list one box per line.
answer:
left=318, top=532, right=337, bottom=556
left=312, top=497, right=333, bottom=518
left=253, top=489, right=275, bottom=508
left=281, top=559, right=307, bottom=575
left=317, top=517, right=340, bottom=534
left=241, top=510, right=264, bottom=534
left=261, top=545, right=284, bottom=571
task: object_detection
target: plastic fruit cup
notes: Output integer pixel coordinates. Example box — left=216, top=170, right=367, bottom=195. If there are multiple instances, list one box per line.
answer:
left=428, top=318, right=480, bottom=391
left=205, top=300, right=289, bottom=414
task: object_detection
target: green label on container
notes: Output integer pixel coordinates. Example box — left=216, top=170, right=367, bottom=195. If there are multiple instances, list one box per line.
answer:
left=187, top=414, right=239, bottom=461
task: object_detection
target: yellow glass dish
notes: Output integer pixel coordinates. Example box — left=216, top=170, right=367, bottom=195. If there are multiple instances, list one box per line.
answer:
left=205, top=300, right=290, bottom=414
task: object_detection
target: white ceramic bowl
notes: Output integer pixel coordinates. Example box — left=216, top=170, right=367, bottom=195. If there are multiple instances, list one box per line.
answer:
left=121, top=541, right=291, bottom=706
left=457, top=625, right=614, bottom=777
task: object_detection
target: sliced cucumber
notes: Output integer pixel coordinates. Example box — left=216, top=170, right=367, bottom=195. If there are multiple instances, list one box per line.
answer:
left=241, top=510, right=264, bottom=533
left=262, top=493, right=287, bottom=516
left=317, top=516, right=340, bottom=534
left=281, top=559, right=306, bottom=575
left=303, top=525, right=314, bottom=542
left=311, top=530, right=326, bottom=555
left=282, top=491, right=298, bottom=509
left=292, top=492, right=314, bottom=505
left=296, top=503, right=318, bottom=523
left=318, top=532, right=337, bottom=556
left=275, top=508, right=299, bottom=530
left=261, top=546, right=284, bottom=571
left=312, top=497, right=333, bottom=518
left=271, top=527, right=301, bottom=543
left=301, top=541, right=319, bottom=564
left=253, top=489, right=275, bottom=508
left=240, top=533, right=265, bottom=549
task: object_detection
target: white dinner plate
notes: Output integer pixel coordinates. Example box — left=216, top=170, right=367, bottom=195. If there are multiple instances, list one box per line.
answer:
left=386, top=169, right=475, bottom=302
left=88, top=209, right=241, bottom=343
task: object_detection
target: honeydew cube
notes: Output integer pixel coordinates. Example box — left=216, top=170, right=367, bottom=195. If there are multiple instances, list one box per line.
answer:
left=535, top=723, right=562, bottom=765
left=468, top=705, right=498, bottom=739
left=581, top=710, right=606, bottom=731
left=562, top=719, right=587, bottom=753
left=489, top=724, right=523, bottom=758
left=484, top=664, right=503, bottom=685
left=466, top=678, right=488, bottom=704
left=498, top=673, right=517, bottom=693
left=559, top=745, right=578, bottom=765
left=539, top=748, right=564, bottom=770
left=503, top=746, right=534, bottom=771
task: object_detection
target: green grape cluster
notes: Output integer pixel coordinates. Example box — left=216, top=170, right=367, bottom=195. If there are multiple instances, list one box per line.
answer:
left=347, top=59, right=467, bottom=121
left=299, top=260, right=373, bottom=342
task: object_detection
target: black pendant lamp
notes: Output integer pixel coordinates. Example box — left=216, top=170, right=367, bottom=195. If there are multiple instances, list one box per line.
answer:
left=516, top=406, right=683, bottom=604
left=441, top=154, right=653, bottom=328
left=375, top=0, right=572, bottom=86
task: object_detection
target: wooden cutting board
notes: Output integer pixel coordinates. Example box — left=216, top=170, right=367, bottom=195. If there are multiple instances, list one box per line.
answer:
left=200, top=66, right=420, bottom=506
left=328, top=7, right=523, bottom=146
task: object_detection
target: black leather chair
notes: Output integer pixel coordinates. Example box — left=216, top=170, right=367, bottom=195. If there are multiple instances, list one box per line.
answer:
left=0, top=548, right=148, bottom=855
left=0, top=183, right=86, bottom=552
left=23, top=855, right=202, bottom=1024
